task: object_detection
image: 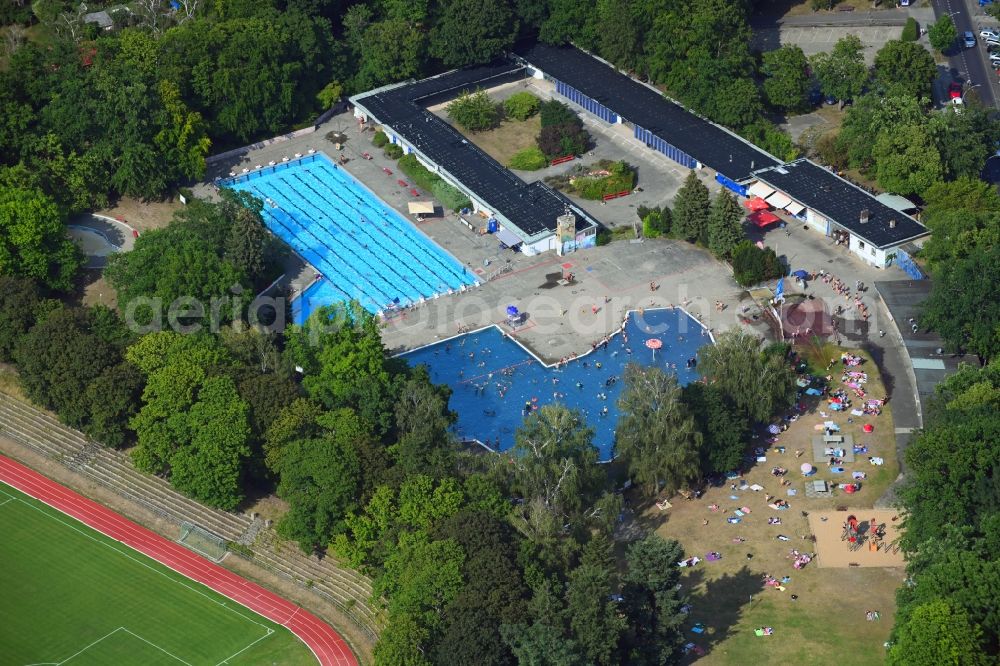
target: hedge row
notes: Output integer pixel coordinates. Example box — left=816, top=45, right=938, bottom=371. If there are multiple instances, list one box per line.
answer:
left=397, top=154, right=471, bottom=211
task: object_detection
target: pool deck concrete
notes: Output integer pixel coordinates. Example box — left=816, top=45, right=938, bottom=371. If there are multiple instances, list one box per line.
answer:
left=193, top=109, right=910, bottom=369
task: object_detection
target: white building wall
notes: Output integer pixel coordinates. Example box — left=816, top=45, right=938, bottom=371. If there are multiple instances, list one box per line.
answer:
left=849, top=234, right=887, bottom=268
left=805, top=209, right=830, bottom=235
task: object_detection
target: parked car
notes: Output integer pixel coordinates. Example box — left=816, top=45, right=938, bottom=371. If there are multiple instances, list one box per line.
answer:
left=949, top=82, right=964, bottom=99
left=981, top=29, right=1000, bottom=41
left=964, top=31, right=977, bottom=48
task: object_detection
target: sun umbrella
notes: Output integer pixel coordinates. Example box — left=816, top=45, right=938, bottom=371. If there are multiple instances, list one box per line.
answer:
left=645, top=338, right=663, bottom=360
left=791, top=270, right=809, bottom=280
left=506, top=305, right=519, bottom=317
left=863, top=424, right=874, bottom=433
left=800, top=463, right=813, bottom=475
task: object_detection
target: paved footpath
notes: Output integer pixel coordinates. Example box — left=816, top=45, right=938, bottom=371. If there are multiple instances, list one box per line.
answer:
left=0, top=454, right=357, bottom=666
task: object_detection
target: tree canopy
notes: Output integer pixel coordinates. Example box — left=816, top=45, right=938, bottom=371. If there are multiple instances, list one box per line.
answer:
left=0, top=185, right=82, bottom=291
left=810, top=35, right=867, bottom=105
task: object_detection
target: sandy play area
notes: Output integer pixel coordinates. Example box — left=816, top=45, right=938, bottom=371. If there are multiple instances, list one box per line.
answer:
left=808, top=509, right=904, bottom=568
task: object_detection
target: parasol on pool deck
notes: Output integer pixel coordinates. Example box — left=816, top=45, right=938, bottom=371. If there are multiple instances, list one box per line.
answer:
left=645, top=338, right=663, bottom=360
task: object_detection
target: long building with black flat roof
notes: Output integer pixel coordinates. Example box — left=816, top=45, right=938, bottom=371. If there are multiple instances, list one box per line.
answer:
left=350, top=64, right=599, bottom=256
left=516, top=43, right=782, bottom=184
left=749, top=159, right=929, bottom=269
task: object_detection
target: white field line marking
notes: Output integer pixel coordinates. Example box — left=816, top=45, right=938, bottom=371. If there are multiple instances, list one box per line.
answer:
left=120, top=628, right=194, bottom=666
left=215, top=627, right=276, bottom=666
left=0, top=482, right=276, bottom=661
left=56, top=627, right=124, bottom=664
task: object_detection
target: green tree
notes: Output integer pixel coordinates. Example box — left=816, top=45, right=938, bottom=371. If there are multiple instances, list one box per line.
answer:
left=222, top=191, right=269, bottom=284
left=509, top=404, right=605, bottom=518
left=762, top=45, right=811, bottom=111
left=375, top=533, right=466, bottom=633
left=698, top=329, right=796, bottom=422
left=566, top=558, right=626, bottom=665
left=810, top=35, right=868, bottom=107
left=316, top=81, right=343, bottom=109
left=127, top=332, right=250, bottom=509
left=391, top=369, right=456, bottom=478
left=446, top=89, right=499, bottom=131
left=836, top=93, right=926, bottom=169
left=872, top=122, right=943, bottom=197
left=276, top=408, right=364, bottom=553
left=429, top=0, right=517, bottom=68
left=595, top=0, right=642, bottom=72
left=503, top=92, right=541, bottom=121
left=104, top=202, right=248, bottom=326
left=620, top=535, right=688, bottom=665
left=501, top=580, right=584, bottom=666
left=616, top=364, right=702, bottom=496
left=928, top=105, right=1000, bottom=182
left=922, top=246, right=1000, bottom=364
left=709, top=76, right=765, bottom=129
left=889, top=599, right=988, bottom=666
left=928, top=15, right=957, bottom=52
left=14, top=307, right=124, bottom=429
left=681, top=383, right=748, bottom=475
left=707, top=190, right=745, bottom=259
left=731, top=240, right=784, bottom=286
left=430, top=510, right=528, bottom=666
left=672, top=170, right=710, bottom=244
left=873, top=40, right=937, bottom=100
left=292, top=303, right=398, bottom=436
left=154, top=80, right=211, bottom=183
left=0, top=185, right=82, bottom=291
left=169, top=375, right=251, bottom=510
left=355, top=19, right=426, bottom=90
left=0, top=276, right=42, bottom=361
left=264, top=397, right=323, bottom=472
left=83, top=362, right=144, bottom=448
left=918, top=178, right=1000, bottom=268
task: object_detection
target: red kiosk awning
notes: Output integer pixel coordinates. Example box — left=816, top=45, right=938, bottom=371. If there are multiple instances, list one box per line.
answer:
left=749, top=211, right=781, bottom=228
left=742, top=196, right=770, bottom=212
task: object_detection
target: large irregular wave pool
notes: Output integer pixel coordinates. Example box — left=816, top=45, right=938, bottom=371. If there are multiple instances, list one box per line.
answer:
left=400, top=307, right=711, bottom=461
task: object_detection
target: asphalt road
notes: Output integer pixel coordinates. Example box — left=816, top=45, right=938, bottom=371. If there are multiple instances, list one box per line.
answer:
left=933, top=0, right=999, bottom=108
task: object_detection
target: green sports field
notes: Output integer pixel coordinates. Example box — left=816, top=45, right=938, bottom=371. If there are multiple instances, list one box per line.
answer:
left=0, top=482, right=316, bottom=666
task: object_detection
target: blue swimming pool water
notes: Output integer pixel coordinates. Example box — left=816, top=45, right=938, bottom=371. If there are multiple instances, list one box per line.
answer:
left=224, top=154, right=477, bottom=321
left=400, top=308, right=711, bottom=461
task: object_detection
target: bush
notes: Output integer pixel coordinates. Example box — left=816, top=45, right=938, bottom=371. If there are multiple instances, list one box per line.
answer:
left=568, top=160, right=635, bottom=200
left=398, top=154, right=442, bottom=192
left=731, top=240, right=784, bottom=287
left=431, top=180, right=471, bottom=211
left=741, top=120, right=799, bottom=162
left=372, top=130, right=388, bottom=148
left=508, top=146, right=548, bottom=170
left=539, top=100, right=579, bottom=128
left=596, top=227, right=612, bottom=246
left=902, top=17, right=919, bottom=42
left=384, top=143, right=404, bottom=159
left=446, top=89, right=499, bottom=131
left=639, top=206, right=670, bottom=237
left=503, top=92, right=541, bottom=121
left=396, top=153, right=470, bottom=210
left=815, top=132, right=848, bottom=170
left=537, top=123, right=589, bottom=159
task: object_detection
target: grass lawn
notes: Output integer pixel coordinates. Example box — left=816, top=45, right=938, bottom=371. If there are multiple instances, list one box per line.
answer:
left=643, top=343, right=903, bottom=664
left=0, top=482, right=316, bottom=666
left=447, top=115, right=542, bottom=167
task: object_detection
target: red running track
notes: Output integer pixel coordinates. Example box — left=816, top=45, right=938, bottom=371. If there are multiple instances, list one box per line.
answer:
left=0, top=454, right=358, bottom=666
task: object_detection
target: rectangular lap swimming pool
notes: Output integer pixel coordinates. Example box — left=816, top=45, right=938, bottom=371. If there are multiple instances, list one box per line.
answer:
left=223, top=154, right=478, bottom=321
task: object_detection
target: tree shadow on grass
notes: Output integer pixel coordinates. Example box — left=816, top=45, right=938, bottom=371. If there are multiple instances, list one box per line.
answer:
left=686, top=565, right=766, bottom=654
